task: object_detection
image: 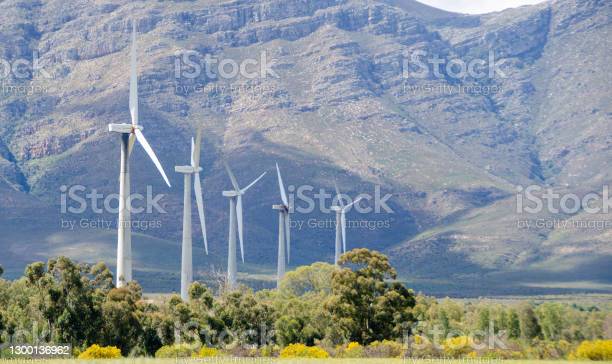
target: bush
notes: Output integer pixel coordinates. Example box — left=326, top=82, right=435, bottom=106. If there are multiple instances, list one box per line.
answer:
left=478, top=349, right=524, bottom=359
left=525, top=339, right=573, bottom=359
left=260, top=345, right=280, bottom=357
left=443, top=336, right=474, bottom=358
left=570, top=340, right=612, bottom=361
left=365, top=340, right=405, bottom=358
left=280, top=343, right=329, bottom=358
left=154, top=344, right=196, bottom=358
left=78, top=344, right=122, bottom=359
left=409, top=335, right=442, bottom=358
left=196, top=347, right=219, bottom=358
left=337, top=342, right=364, bottom=358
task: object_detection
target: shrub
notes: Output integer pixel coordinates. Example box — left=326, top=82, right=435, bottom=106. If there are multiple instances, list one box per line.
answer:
left=570, top=340, right=612, bottom=361
left=409, top=335, right=442, bottom=358
left=365, top=340, right=405, bottom=358
left=337, top=342, right=364, bottom=358
left=280, top=343, right=329, bottom=358
left=196, top=347, right=219, bottom=358
left=525, top=339, right=573, bottom=359
left=260, top=345, right=280, bottom=357
left=479, top=349, right=524, bottom=359
left=443, top=336, right=474, bottom=358
left=78, top=344, right=122, bottom=359
left=154, top=344, right=196, bottom=358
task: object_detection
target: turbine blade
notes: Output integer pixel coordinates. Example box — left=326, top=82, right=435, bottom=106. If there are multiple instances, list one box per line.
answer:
left=129, top=22, right=138, bottom=126
left=224, top=162, right=240, bottom=191
left=191, top=137, right=195, bottom=167
left=276, top=163, right=288, bottom=206
left=134, top=129, right=171, bottom=187
left=285, top=212, right=291, bottom=263
left=193, top=128, right=202, bottom=168
left=128, top=134, right=136, bottom=156
left=236, top=195, right=244, bottom=263
left=341, top=211, right=347, bottom=253
left=334, top=180, right=344, bottom=208
left=194, top=172, right=208, bottom=255
left=241, top=172, right=267, bottom=194
left=343, top=196, right=364, bottom=212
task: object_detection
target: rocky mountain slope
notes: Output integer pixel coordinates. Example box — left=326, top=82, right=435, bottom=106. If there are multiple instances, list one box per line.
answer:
left=0, top=0, right=610, bottom=295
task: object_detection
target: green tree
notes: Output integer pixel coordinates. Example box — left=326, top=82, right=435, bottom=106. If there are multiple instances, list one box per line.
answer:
left=214, top=287, right=276, bottom=347
left=101, top=282, right=143, bottom=355
left=477, top=307, right=490, bottom=332
left=138, top=302, right=164, bottom=356
left=89, top=262, right=114, bottom=294
left=274, top=295, right=330, bottom=346
left=48, top=257, right=102, bottom=347
left=537, top=303, right=564, bottom=340
left=23, top=258, right=103, bottom=347
left=327, top=249, right=416, bottom=344
left=518, top=302, right=541, bottom=340
left=508, top=309, right=521, bottom=339
left=279, top=262, right=335, bottom=296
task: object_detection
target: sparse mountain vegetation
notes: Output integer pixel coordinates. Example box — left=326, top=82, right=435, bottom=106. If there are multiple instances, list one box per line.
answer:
left=0, top=0, right=610, bottom=296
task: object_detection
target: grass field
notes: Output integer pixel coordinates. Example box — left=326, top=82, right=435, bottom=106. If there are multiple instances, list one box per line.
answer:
left=0, top=359, right=609, bottom=364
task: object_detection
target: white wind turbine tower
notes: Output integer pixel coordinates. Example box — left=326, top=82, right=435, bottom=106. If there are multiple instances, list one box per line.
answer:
left=222, top=162, right=267, bottom=289
left=273, top=163, right=291, bottom=289
left=175, top=129, right=208, bottom=301
left=108, top=23, right=171, bottom=287
left=331, top=182, right=363, bottom=265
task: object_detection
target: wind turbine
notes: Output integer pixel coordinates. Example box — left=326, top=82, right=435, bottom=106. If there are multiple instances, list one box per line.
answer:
left=175, top=129, right=208, bottom=301
left=273, top=163, right=291, bottom=289
left=331, top=182, right=362, bottom=265
left=108, top=22, right=171, bottom=287
left=222, top=162, right=266, bottom=289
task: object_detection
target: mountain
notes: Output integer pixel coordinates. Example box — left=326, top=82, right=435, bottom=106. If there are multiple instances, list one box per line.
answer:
left=0, top=0, right=610, bottom=296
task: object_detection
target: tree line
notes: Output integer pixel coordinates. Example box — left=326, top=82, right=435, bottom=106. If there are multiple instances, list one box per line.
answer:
left=0, top=249, right=609, bottom=359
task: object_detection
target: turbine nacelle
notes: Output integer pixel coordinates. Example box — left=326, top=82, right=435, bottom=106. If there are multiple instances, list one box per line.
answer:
left=175, top=165, right=203, bottom=174
left=222, top=190, right=243, bottom=197
left=272, top=204, right=289, bottom=212
left=108, top=123, right=143, bottom=134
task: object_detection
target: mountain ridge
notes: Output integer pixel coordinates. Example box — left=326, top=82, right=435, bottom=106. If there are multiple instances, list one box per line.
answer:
left=0, top=0, right=610, bottom=296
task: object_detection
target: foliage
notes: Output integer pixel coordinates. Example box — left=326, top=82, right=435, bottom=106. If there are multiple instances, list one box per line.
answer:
left=327, top=249, right=416, bottom=345
left=337, top=342, right=365, bottom=358
left=213, top=287, right=276, bottom=347
left=100, top=283, right=143, bottom=355
left=279, top=262, right=335, bottom=296
left=0, top=253, right=609, bottom=359
left=569, top=340, right=612, bottom=361
left=524, top=339, right=573, bottom=359
left=154, top=344, right=196, bottom=358
left=443, top=336, right=474, bottom=358
left=279, top=343, right=329, bottom=358
left=273, top=292, right=330, bottom=347
left=519, top=302, right=542, bottom=340
left=365, top=340, right=405, bottom=358
left=77, top=344, right=122, bottom=359
left=259, top=345, right=279, bottom=357
left=196, top=347, right=220, bottom=357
